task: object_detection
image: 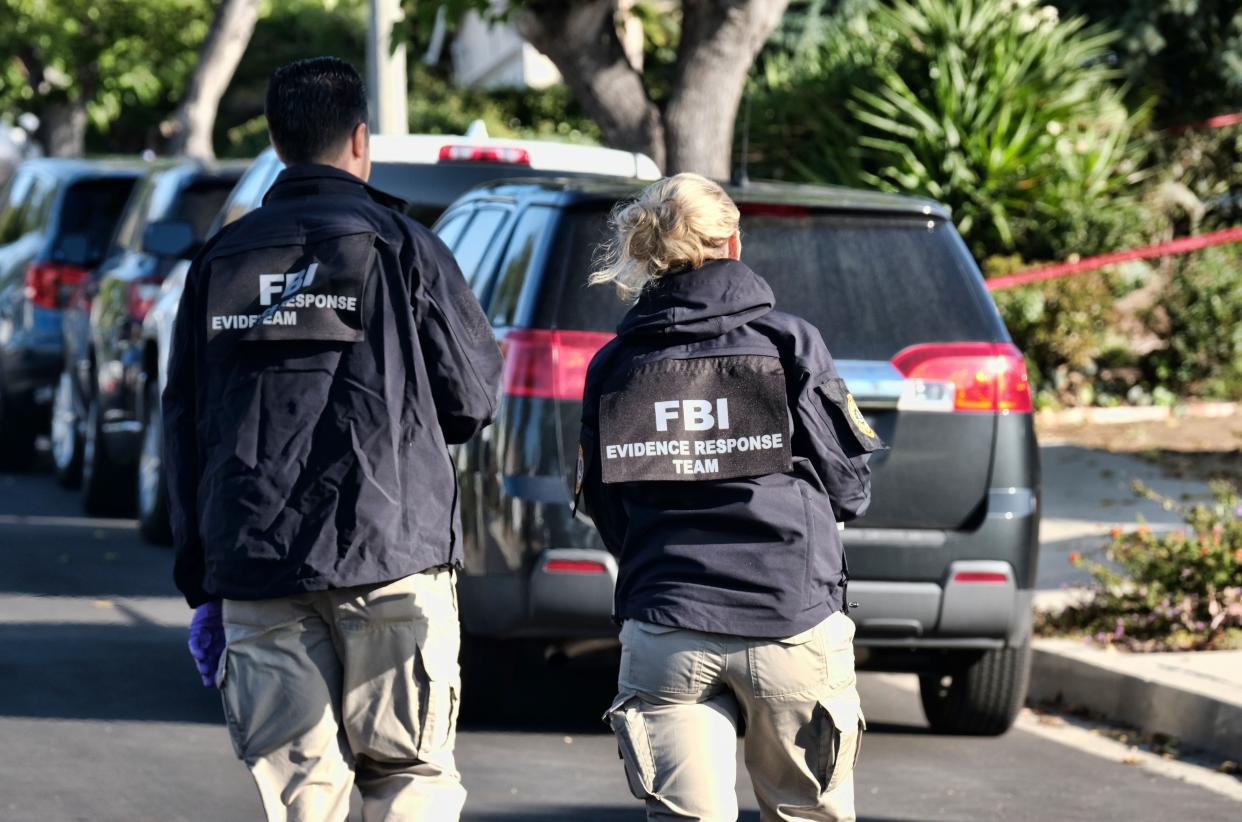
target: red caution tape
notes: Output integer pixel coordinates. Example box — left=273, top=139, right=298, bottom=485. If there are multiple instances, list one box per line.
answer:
left=985, top=225, right=1242, bottom=291
left=1167, top=111, right=1242, bottom=134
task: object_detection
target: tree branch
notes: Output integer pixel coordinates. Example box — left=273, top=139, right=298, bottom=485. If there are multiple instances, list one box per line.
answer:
left=162, top=0, right=260, bottom=159
left=664, top=0, right=790, bottom=177
left=516, top=0, right=666, bottom=169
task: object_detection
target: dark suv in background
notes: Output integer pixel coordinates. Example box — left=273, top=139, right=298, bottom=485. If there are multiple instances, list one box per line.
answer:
left=434, top=178, right=1040, bottom=735
left=52, top=161, right=242, bottom=521
left=0, top=160, right=141, bottom=465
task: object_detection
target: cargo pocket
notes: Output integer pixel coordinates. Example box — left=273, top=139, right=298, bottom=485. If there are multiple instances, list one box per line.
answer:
left=812, top=692, right=866, bottom=797
left=216, top=649, right=247, bottom=760
left=749, top=627, right=827, bottom=699
left=604, top=693, right=659, bottom=800
left=414, top=633, right=461, bottom=758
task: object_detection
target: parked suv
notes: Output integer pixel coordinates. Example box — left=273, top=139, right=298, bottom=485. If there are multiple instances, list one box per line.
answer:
left=52, top=161, right=242, bottom=523
left=135, top=132, right=661, bottom=542
left=433, top=178, right=1040, bottom=736
left=0, top=160, right=141, bottom=465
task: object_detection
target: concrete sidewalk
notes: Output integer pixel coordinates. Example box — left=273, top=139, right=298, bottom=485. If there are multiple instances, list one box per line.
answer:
left=1029, top=640, right=1242, bottom=760
left=1030, top=441, right=1241, bottom=760
left=1035, top=441, right=1213, bottom=596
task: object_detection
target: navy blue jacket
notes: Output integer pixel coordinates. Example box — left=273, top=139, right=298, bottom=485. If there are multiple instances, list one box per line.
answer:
left=579, top=259, right=880, bottom=638
left=165, top=165, right=503, bottom=607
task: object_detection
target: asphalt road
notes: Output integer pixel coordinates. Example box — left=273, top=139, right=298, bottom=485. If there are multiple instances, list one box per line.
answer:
left=0, top=467, right=1238, bottom=822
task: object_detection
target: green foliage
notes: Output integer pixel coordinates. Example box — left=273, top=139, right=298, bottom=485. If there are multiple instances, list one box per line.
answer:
left=408, top=63, right=599, bottom=142
left=1146, top=126, right=1242, bottom=232
left=1143, top=246, right=1242, bottom=400
left=215, top=0, right=597, bottom=158
left=985, top=256, right=1140, bottom=405
left=1052, top=0, right=1242, bottom=127
left=400, top=0, right=500, bottom=43
left=746, top=0, right=1150, bottom=261
left=1037, top=481, right=1242, bottom=651
left=0, top=0, right=214, bottom=151
left=745, top=0, right=877, bottom=187
left=215, top=0, right=369, bottom=158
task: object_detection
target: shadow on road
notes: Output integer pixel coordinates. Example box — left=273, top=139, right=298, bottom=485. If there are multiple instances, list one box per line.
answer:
left=0, top=622, right=222, bottom=724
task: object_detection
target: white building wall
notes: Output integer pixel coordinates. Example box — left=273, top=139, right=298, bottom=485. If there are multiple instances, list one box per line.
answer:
left=451, top=10, right=561, bottom=90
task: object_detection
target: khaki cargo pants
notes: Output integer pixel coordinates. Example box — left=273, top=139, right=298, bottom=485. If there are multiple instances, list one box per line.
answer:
left=217, top=568, right=465, bottom=822
left=607, top=611, right=864, bottom=822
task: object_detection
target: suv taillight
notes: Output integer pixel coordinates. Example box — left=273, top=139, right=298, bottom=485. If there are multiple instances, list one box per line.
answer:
left=24, top=261, right=90, bottom=310
left=501, top=329, right=613, bottom=400
left=126, top=274, right=163, bottom=321
left=892, top=342, right=1032, bottom=413
left=438, top=145, right=531, bottom=165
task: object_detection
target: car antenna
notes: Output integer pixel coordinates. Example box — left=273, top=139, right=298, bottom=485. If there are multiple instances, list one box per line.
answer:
left=731, top=89, right=752, bottom=188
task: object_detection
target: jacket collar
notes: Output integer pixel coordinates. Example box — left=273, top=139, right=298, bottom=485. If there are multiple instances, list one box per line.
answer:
left=617, top=258, right=776, bottom=342
left=263, top=163, right=408, bottom=211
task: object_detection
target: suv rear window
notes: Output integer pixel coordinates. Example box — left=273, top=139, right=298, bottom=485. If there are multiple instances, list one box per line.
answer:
left=543, top=207, right=1006, bottom=361
left=54, top=178, right=137, bottom=266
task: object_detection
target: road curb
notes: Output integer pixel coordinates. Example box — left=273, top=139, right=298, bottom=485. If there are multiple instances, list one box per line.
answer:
left=1036, top=400, right=1238, bottom=426
left=1028, top=639, right=1242, bottom=760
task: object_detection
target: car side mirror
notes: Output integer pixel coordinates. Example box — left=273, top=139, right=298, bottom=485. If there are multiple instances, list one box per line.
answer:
left=142, top=219, right=199, bottom=260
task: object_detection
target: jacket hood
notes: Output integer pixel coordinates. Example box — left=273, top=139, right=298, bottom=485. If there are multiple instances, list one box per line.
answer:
left=617, top=258, right=775, bottom=342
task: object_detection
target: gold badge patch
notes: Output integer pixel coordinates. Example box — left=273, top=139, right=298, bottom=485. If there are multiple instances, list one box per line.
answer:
left=846, top=394, right=877, bottom=439
left=575, top=444, right=585, bottom=496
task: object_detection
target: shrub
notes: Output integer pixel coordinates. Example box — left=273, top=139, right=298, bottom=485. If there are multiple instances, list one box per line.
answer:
left=1143, top=245, right=1242, bottom=400
left=990, top=272, right=1119, bottom=405
left=745, top=0, right=1151, bottom=262
left=1037, top=481, right=1242, bottom=651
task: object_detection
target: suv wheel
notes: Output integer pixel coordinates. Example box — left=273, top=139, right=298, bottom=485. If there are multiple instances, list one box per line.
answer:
left=82, top=395, right=133, bottom=516
left=919, top=642, right=1031, bottom=736
left=51, top=371, right=84, bottom=487
left=136, top=382, right=172, bottom=544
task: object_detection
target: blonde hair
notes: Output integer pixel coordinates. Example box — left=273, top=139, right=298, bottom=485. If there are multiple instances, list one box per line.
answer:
left=589, top=173, right=741, bottom=301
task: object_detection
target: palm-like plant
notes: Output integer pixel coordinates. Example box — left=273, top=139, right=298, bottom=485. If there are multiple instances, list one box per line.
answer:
left=746, top=0, right=1149, bottom=259
left=853, top=0, right=1144, bottom=256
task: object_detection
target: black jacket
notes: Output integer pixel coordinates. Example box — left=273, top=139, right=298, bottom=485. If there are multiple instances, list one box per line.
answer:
left=165, top=165, right=503, bottom=607
left=579, top=259, right=882, bottom=638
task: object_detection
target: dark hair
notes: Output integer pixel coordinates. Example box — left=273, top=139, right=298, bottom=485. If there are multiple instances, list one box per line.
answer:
left=265, top=57, right=368, bottom=165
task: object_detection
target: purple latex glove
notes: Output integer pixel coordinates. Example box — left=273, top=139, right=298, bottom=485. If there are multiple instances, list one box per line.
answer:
left=188, top=601, right=225, bottom=688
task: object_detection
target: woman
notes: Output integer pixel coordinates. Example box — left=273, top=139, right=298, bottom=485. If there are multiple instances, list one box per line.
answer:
left=577, top=173, right=883, bottom=822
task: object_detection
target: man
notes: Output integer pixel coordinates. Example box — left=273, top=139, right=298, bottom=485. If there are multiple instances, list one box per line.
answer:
left=164, top=57, right=503, bottom=821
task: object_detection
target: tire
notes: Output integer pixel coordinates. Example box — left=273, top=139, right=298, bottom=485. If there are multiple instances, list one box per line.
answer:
left=81, top=395, right=134, bottom=516
left=50, top=371, right=84, bottom=487
left=0, top=378, right=37, bottom=470
left=919, top=642, right=1031, bottom=736
left=136, top=381, right=172, bottom=544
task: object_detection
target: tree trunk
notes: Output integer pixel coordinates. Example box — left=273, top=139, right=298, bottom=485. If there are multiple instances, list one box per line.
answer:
left=37, top=100, right=88, bottom=157
left=664, top=0, right=790, bottom=178
left=163, top=0, right=260, bottom=159
left=517, top=0, right=666, bottom=169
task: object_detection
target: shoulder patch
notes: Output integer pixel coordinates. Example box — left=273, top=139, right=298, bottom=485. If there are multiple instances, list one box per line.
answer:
left=817, top=377, right=886, bottom=453
left=847, top=393, right=877, bottom=439
left=575, top=444, right=585, bottom=496
left=598, top=355, right=792, bottom=483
